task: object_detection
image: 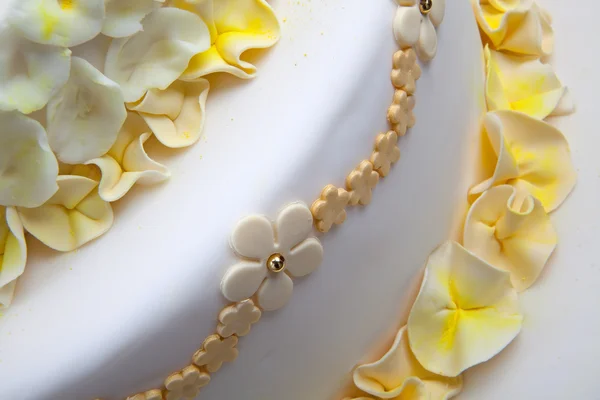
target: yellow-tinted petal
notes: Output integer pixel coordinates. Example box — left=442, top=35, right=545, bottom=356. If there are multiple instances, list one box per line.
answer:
left=0, top=207, right=27, bottom=308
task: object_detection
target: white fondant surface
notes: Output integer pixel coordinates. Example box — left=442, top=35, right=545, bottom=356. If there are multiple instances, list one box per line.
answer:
left=0, top=1, right=485, bottom=399
left=462, top=1, right=600, bottom=398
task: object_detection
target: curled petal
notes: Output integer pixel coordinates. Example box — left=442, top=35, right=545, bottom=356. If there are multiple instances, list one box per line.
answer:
left=105, top=7, right=211, bottom=102
left=408, top=241, right=522, bottom=377
left=221, top=261, right=267, bottom=303
left=9, top=0, right=105, bottom=47
left=257, top=272, right=294, bottom=311
left=103, top=0, right=163, bottom=38
left=428, top=0, right=446, bottom=27
left=393, top=5, right=422, bottom=49
left=0, top=111, right=58, bottom=208
left=0, top=26, right=71, bottom=114
left=469, top=111, right=576, bottom=212
left=275, top=202, right=314, bottom=251
left=47, top=57, right=127, bottom=164
left=354, top=326, right=462, bottom=400
left=0, top=207, right=27, bottom=308
left=128, top=80, right=210, bottom=148
left=18, top=176, right=114, bottom=252
left=285, top=238, right=323, bottom=278
left=464, top=185, right=557, bottom=291
left=230, top=214, right=275, bottom=260
left=417, top=16, right=438, bottom=61
left=180, top=0, right=281, bottom=80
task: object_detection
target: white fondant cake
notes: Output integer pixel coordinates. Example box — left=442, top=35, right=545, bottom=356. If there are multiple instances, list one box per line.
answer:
left=0, top=0, right=585, bottom=399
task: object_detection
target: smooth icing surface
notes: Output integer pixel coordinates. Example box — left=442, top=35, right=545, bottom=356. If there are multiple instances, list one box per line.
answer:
left=0, top=1, right=484, bottom=399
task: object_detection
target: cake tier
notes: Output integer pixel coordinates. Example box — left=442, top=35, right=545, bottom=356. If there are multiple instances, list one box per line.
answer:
left=0, top=1, right=484, bottom=399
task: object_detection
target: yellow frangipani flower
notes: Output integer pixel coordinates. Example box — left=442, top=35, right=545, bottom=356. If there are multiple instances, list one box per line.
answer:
left=0, top=207, right=27, bottom=309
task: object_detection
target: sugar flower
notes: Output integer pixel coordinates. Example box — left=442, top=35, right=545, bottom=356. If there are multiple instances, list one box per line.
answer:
left=354, top=326, right=462, bottom=399
left=485, top=46, right=573, bottom=119
left=173, top=0, right=281, bottom=80
left=102, top=0, right=164, bottom=38
left=0, top=207, right=27, bottom=309
left=164, top=365, right=210, bottom=400
left=193, top=334, right=239, bottom=373
left=346, top=161, right=380, bottom=206
left=371, top=131, right=401, bottom=177
left=105, top=7, right=211, bottom=102
left=87, top=112, right=170, bottom=202
left=217, top=299, right=262, bottom=338
left=221, top=202, right=323, bottom=311
left=127, top=79, right=210, bottom=148
left=18, top=175, right=114, bottom=252
left=469, top=110, right=576, bottom=212
left=393, top=0, right=446, bottom=61
left=46, top=57, right=127, bottom=164
left=9, top=0, right=105, bottom=47
left=464, top=185, right=556, bottom=291
left=311, top=185, right=350, bottom=233
left=471, top=0, right=553, bottom=57
left=0, top=26, right=71, bottom=114
left=408, top=241, right=522, bottom=377
left=0, top=111, right=59, bottom=208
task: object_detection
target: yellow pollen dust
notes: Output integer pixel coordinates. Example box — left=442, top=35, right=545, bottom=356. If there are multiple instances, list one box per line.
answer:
left=59, top=0, right=75, bottom=10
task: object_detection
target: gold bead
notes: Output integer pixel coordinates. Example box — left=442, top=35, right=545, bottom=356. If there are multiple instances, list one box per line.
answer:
left=419, top=0, right=433, bottom=14
left=267, top=253, right=286, bottom=273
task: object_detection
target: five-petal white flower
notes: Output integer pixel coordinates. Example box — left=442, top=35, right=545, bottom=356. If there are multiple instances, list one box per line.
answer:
left=46, top=56, right=127, bottom=164
left=221, top=202, right=324, bottom=311
left=393, top=0, right=446, bottom=61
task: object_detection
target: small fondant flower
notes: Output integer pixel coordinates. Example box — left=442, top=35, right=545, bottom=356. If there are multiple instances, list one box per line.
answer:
left=408, top=241, right=523, bottom=377
left=193, top=334, right=239, bottom=373
left=354, top=326, right=462, bottom=399
left=217, top=299, right=262, bottom=337
left=393, top=0, right=446, bottom=61
left=9, top=0, right=105, bottom=47
left=174, top=0, right=281, bottom=80
left=391, top=49, right=421, bottom=95
left=105, top=7, right=211, bottom=102
left=221, top=202, right=323, bottom=311
left=126, top=389, right=163, bottom=400
left=485, top=46, right=573, bottom=119
left=346, top=161, right=380, bottom=206
left=103, top=0, right=163, bottom=38
left=46, top=57, right=127, bottom=164
left=387, top=90, right=416, bottom=137
left=127, top=79, right=210, bottom=148
left=471, top=0, right=553, bottom=56
left=371, top=131, right=401, bottom=177
left=0, top=111, right=59, bottom=208
left=0, top=26, right=71, bottom=114
left=0, top=207, right=27, bottom=309
left=464, top=185, right=557, bottom=291
left=469, top=111, right=576, bottom=212
left=164, top=365, right=210, bottom=400
left=87, top=112, right=170, bottom=202
left=311, top=185, right=350, bottom=233
left=18, top=175, right=114, bottom=252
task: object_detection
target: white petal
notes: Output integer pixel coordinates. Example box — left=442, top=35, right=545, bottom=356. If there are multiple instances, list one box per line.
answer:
left=0, top=26, right=71, bottom=114
left=285, top=238, right=323, bottom=278
left=428, top=0, right=446, bottom=27
left=0, top=111, right=58, bottom=208
left=417, top=17, right=438, bottom=61
left=221, top=261, right=267, bottom=302
left=393, top=5, right=421, bottom=49
left=18, top=176, right=114, bottom=252
left=105, top=7, right=211, bottom=102
left=46, top=57, right=126, bottom=164
left=9, top=0, right=105, bottom=47
left=230, top=215, right=276, bottom=259
left=275, top=202, right=314, bottom=251
left=0, top=207, right=27, bottom=308
left=103, top=0, right=162, bottom=38
left=257, top=273, right=294, bottom=311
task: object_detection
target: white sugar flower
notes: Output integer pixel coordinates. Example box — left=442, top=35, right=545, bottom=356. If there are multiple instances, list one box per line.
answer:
left=221, top=202, right=324, bottom=311
left=0, top=111, right=59, bottom=208
left=9, top=0, right=105, bottom=47
left=47, top=56, right=127, bottom=164
left=0, top=207, right=27, bottom=309
left=105, top=7, right=211, bottom=102
left=393, top=0, right=446, bottom=61
left=103, top=0, right=164, bottom=38
left=0, top=26, right=71, bottom=114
